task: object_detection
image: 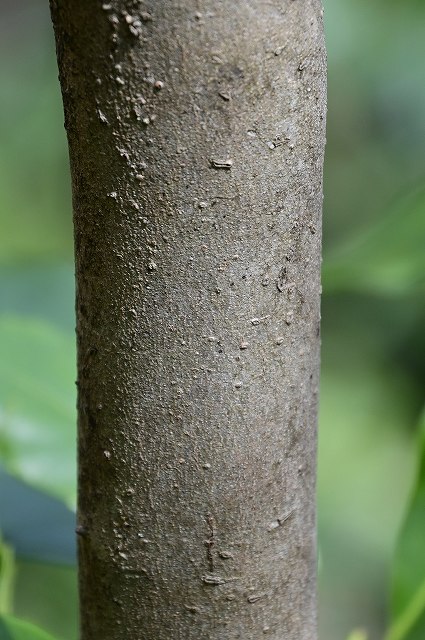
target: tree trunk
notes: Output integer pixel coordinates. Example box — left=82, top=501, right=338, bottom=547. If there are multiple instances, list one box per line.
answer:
left=50, top=1, right=326, bottom=638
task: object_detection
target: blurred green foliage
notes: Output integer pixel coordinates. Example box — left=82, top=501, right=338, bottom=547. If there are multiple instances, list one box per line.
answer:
left=0, top=0, right=424, bottom=639
left=387, top=410, right=425, bottom=640
left=0, top=614, right=58, bottom=640
left=0, top=317, right=76, bottom=506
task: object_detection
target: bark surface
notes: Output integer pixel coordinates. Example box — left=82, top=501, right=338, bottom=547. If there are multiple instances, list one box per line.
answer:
left=50, top=1, right=326, bottom=638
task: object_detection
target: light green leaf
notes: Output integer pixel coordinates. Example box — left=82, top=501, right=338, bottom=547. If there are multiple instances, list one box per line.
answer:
left=388, top=409, right=425, bottom=640
left=0, top=316, right=76, bottom=506
left=346, top=631, right=368, bottom=640
left=323, top=186, right=425, bottom=296
left=0, top=615, right=57, bottom=640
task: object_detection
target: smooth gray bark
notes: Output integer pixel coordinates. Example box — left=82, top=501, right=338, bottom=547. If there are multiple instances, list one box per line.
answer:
left=50, top=1, right=326, bottom=638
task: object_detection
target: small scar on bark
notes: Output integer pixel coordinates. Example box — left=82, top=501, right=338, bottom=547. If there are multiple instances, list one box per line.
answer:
left=76, top=524, right=88, bottom=537
left=218, top=550, right=234, bottom=560
left=210, top=158, right=233, bottom=170
left=184, top=604, right=201, bottom=614
left=247, top=592, right=268, bottom=604
left=267, top=509, right=295, bottom=531
left=276, top=265, right=288, bottom=292
left=201, top=574, right=226, bottom=585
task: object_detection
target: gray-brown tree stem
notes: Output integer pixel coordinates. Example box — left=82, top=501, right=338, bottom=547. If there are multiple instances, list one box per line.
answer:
left=50, top=1, right=326, bottom=638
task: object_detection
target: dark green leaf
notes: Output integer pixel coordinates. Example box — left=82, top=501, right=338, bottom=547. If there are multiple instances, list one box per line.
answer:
left=0, top=468, right=75, bottom=566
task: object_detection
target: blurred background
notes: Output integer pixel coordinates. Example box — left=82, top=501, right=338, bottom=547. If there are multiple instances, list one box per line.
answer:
left=0, top=1, right=424, bottom=639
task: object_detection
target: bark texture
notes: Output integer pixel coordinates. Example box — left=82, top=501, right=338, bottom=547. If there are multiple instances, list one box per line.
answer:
left=50, top=1, right=326, bottom=638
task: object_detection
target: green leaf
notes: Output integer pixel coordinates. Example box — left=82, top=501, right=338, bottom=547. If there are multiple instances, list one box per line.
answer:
left=0, top=316, right=76, bottom=506
left=0, top=469, right=76, bottom=566
left=0, top=615, right=57, bottom=640
left=14, top=562, right=77, bottom=640
left=346, top=631, right=368, bottom=640
left=0, top=540, right=15, bottom=616
left=323, top=186, right=425, bottom=296
left=388, top=409, right=425, bottom=640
